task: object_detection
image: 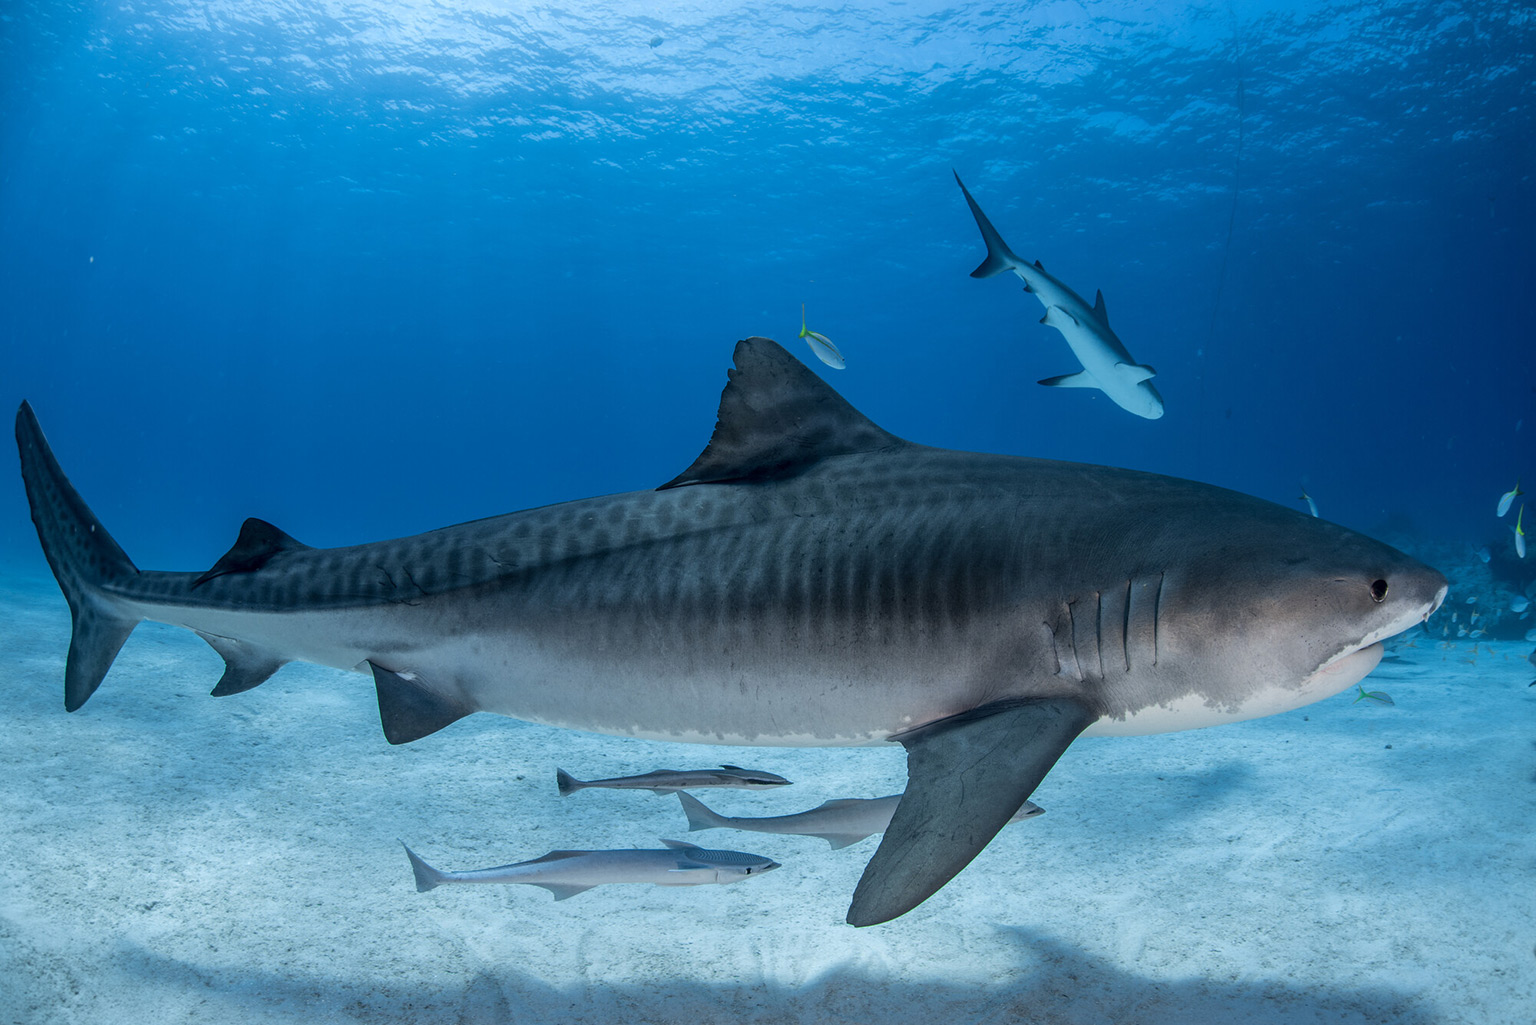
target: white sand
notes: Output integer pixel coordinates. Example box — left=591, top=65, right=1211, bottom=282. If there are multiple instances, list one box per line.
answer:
left=1, top=571, right=1532, bottom=1025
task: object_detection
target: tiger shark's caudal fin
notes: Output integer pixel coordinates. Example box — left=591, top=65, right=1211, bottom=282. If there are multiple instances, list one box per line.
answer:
left=15, top=402, right=143, bottom=711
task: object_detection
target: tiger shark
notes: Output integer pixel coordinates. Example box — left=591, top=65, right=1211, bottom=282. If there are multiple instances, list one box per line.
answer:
left=16, top=336, right=1445, bottom=926
left=954, top=172, right=1165, bottom=419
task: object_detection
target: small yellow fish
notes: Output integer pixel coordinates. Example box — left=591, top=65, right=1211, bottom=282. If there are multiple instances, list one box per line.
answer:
left=1497, top=479, right=1523, bottom=518
left=1352, top=684, right=1393, bottom=706
left=1516, top=503, right=1527, bottom=559
left=798, top=305, right=846, bottom=370
left=1298, top=489, right=1318, bottom=518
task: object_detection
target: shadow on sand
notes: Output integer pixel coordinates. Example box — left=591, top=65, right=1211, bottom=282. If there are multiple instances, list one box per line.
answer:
left=112, top=925, right=1439, bottom=1025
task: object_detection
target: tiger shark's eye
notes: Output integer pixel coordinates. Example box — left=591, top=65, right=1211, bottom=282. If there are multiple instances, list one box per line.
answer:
left=1370, top=579, right=1388, bottom=603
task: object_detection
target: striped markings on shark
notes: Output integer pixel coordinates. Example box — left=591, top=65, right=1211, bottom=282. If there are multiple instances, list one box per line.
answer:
left=954, top=172, right=1164, bottom=420
left=15, top=336, right=1446, bottom=926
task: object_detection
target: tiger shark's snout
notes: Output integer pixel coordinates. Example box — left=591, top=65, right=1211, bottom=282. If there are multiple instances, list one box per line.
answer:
left=1424, top=581, right=1448, bottom=620
left=1313, top=563, right=1446, bottom=695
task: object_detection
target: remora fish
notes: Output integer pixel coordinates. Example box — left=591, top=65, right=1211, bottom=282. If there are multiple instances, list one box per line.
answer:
left=557, top=765, right=791, bottom=795
left=678, top=791, right=1043, bottom=849
left=15, top=336, right=1446, bottom=927
left=954, top=172, right=1164, bottom=420
left=402, top=840, right=778, bottom=899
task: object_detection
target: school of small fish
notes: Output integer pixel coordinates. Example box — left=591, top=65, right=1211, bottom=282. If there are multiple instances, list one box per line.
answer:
left=1416, top=483, right=1536, bottom=683
left=1496, top=479, right=1525, bottom=560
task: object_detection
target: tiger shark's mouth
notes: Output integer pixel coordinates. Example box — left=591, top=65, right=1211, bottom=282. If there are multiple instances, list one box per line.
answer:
left=1304, top=581, right=1448, bottom=698
left=1309, top=641, right=1384, bottom=691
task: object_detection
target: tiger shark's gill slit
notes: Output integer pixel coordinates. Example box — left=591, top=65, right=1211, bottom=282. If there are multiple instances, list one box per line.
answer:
left=1121, top=578, right=1133, bottom=673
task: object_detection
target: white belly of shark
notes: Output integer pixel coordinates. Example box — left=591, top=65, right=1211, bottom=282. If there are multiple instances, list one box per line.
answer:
left=1083, top=641, right=1386, bottom=737
left=15, top=336, right=1446, bottom=927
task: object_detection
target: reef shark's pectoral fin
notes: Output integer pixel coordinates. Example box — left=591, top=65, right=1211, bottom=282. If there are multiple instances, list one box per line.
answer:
left=1040, top=305, right=1078, bottom=329
left=846, top=696, right=1096, bottom=927
left=659, top=336, right=907, bottom=489
left=197, top=632, right=289, bottom=696
left=1117, top=362, right=1157, bottom=383
left=1038, top=372, right=1096, bottom=389
left=368, top=661, right=474, bottom=745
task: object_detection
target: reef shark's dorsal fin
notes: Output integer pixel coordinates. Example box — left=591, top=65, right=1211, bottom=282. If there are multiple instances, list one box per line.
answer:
left=660, top=336, right=908, bottom=490
left=193, top=517, right=312, bottom=587
left=1093, top=289, right=1109, bottom=325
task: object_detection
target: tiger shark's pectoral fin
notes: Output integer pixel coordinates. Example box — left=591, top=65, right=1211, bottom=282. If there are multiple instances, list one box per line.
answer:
left=367, top=661, right=474, bottom=745
left=846, top=696, right=1096, bottom=927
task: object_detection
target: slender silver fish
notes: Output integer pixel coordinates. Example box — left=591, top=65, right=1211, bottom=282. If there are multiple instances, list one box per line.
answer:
left=678, top=792, right=1043, bottom=849
left=556, top=765, right=791, bottom=796
left=402, top=839, right=779, bottom=899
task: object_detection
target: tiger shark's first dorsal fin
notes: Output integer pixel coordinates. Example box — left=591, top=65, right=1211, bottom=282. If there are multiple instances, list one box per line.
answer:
left=659, top=336, right=908, bottom=490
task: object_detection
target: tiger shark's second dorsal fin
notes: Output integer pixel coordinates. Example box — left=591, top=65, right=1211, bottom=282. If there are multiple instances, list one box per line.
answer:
left=659, top=336, right=909, bottom=490
left=193, top=517, right=312, bottom=588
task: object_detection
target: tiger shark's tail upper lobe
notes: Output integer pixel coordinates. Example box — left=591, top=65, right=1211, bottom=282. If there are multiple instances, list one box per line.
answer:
left=15, top=401, right=142, bottom=711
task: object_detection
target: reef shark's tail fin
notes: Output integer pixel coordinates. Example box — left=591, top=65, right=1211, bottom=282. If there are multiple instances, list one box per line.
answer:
left=15, top=402, right=143, bottom=711
left=954, top=171, right=1025, bottom=279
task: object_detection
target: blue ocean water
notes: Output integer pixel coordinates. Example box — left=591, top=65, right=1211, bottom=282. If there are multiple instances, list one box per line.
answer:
left=2, top=0, right=1530, bottom=570
left=2, top=2, right=1534, bottom=1022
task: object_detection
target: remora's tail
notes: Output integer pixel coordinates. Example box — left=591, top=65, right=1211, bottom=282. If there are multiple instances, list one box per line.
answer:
left=15, top=402, right=142, bottom=711
left=555, top=768, right=586, bottom=796
left=676, top=792, right=728, bottom=832
left=953, top=171, right=1025, bottom=279
left=401, top=842, right=446, bottom=892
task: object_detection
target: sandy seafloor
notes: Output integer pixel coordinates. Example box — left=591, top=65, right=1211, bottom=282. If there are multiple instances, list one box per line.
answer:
left=1, top=569, right=1532, bottom=1025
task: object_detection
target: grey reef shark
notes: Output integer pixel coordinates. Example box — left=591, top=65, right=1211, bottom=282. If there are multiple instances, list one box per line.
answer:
left=16, top=336, right=1445, bottom=926
left=954, top=172, right=1165, bottom=420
